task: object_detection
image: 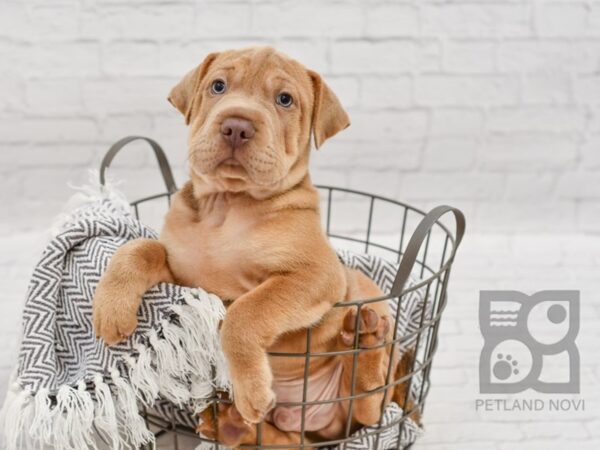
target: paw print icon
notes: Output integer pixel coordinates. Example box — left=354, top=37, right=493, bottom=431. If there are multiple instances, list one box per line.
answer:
left=479, top=290, right=579, bottom=394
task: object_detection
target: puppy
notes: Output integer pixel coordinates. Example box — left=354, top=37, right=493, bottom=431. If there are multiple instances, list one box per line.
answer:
left=93, top=47, right=414, bottom=448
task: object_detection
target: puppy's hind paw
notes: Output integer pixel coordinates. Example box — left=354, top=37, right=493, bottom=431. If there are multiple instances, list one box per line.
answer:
left=197, top=402, right=256, bottom=447
left=340, top=307, right=391, bottom=349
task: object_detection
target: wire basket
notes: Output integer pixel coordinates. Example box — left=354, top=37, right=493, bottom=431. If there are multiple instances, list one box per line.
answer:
left=100, top=137, right=465, bottom=450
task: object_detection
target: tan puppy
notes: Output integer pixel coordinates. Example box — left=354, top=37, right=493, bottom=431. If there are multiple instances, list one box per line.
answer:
left=93, top=47, right=413, bottom=448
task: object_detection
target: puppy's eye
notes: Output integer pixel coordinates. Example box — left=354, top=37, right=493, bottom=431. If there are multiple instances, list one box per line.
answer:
left=276, top=92, right=293, bottom=108
left=211, top=79, right=227, bottom=95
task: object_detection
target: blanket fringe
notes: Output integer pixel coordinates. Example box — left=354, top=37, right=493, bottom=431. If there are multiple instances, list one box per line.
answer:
left=29, top=387, right=54, bottom=446
left=50, top=170, right=131, bottom=238
left=0, top=287, right=230, bottom=450
left=94, top=373, right=124, bottom=450
left=0, top=381, right=33, bottom=450
left=111, top=370, right=155, bottom=448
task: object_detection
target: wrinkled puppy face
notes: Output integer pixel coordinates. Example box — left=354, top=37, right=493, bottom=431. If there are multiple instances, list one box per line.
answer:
left=168, top=47, right=350, bottom=195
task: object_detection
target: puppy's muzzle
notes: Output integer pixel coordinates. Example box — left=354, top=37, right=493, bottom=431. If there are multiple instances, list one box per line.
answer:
left=220, top=117, right=256, bottom=151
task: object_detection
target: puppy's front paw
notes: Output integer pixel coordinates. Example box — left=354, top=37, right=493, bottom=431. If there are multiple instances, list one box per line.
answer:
left=233, top=378, right=276, bottom=424
left=93, top=281, right=139, bottom=346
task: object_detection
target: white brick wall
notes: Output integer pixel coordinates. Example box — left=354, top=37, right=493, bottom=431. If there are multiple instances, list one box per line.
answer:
left=2, top=0, right=600, bottom=235
left=2, top=4, right=600, bottom=448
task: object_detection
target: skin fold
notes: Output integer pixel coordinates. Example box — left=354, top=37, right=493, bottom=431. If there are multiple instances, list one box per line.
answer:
left=93, top=47, right=416, bottom=449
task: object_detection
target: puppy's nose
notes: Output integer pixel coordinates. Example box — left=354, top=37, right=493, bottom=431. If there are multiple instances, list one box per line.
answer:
left=220, top=117, right=256, bottom=150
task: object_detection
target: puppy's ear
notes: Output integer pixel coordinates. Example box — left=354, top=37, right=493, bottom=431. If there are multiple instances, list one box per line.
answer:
left=168, top=52, right=219, bottom=125
left=308, top=70, right=350, bottom=149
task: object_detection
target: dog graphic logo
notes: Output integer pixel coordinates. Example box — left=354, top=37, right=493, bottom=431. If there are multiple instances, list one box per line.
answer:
left=479, top=290, right=580, bottom=394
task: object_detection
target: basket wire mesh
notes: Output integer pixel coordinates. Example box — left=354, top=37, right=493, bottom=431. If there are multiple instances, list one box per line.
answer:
left=100, top=137, right=465, bottom=450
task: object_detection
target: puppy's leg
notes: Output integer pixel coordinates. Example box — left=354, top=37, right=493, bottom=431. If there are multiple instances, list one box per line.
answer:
left=336, top=269, right=396, bottom=428
left=338, top=304, right=396, bottom=427
left=220, top=269, right=345, bottom=424
left=93, top=239, right=173, bottom=345
left=198, top=403, right=307, bottom=450
left=393, top=349, right=422, bottom=424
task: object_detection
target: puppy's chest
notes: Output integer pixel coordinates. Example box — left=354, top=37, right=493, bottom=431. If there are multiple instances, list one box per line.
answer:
left=162, top=206, right=265, bottom=299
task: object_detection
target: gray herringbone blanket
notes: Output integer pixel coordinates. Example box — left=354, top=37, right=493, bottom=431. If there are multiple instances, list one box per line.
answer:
left=0, top=190, right=424, bottom=450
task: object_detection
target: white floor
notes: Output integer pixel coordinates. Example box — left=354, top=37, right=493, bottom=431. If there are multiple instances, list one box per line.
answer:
left=0, top=231, right=598, bottom=449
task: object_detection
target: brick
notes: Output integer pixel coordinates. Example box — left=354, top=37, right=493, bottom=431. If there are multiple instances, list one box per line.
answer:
left=365, top=4, right=419, bottom=37
left=29, top=4, right=80, bottom=41
left=505, top=173, right=557, bottom=200
left=574, top=75, right=600, bottom=104
left=522, top=73, right=572, bottom=105
left=581, top=134, right=600, bottom=169
left=498, top=41, right=595, bottom=73
left=340, top=110, right=429, bottom=142
left=0, top=1, right=29, bottom=40
left=82, top=78, right=173, bottom=114
left=475, top=201, right=577, bottom=232
left=510, top=235, right=564, bottom=267
left=422, top=137, right=479, bottom=171
left=251, top=2, right=362, bottom=38
left=81, top=5, right=195, bottom=40
left=331, top=41, right=415, bottom=74
left=322, top=76, right=359, bottom=109
left=194, top=2, right=252, bottom=38
left=522, top=420, right=589, bottom=440
left=429, top=368, right=468, bottom=387
left=589, top=4, right=600, bottom=35
left=587, top=108, right=600, bottom=133
left=0, top=144, right=95, bottom=167
left=399, top=173, right=504, bottom=200
left=26, top=43, right=101, bottom=77
left=415, top=40, right=443, bottom=72
left=482, top=134, right=577, bottom=171
left=359, top=76, right=412, bottom=109
left=346, top=168, right=403, bottom=198
left=422, top=3, right=531, bottom=38
left=25, top=80, right=83, bottom=114
left=499, top=441, right=599, bottom=450
left=424, top=422, right=523, bottom=443
left=444, top=41, right=496, bottom=74
left=0, top=172, right=21, bottom=211
left=314, top=139, right=422, bottom=172
left=536, top=2, right=588, bottom=37
left=0, top=74, right=24, bottom=112
left=556, top=173, right=600, bottom=199
left=102, top=42, right=158, bottom=76
left=0, top=41, right=28, bottom=75
left=487, top=107, right=586, bottom=133
left=431, top=109, right=484, bottom=136
left=415, top=75, right=519, bottom=107
left=0, top=117, right=98, bottom=143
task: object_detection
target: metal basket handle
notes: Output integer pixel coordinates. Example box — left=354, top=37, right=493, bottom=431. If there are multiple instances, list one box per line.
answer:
left=391, top=205, right=465, bottom=297
left=99, top=136, right=178, bottom=194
